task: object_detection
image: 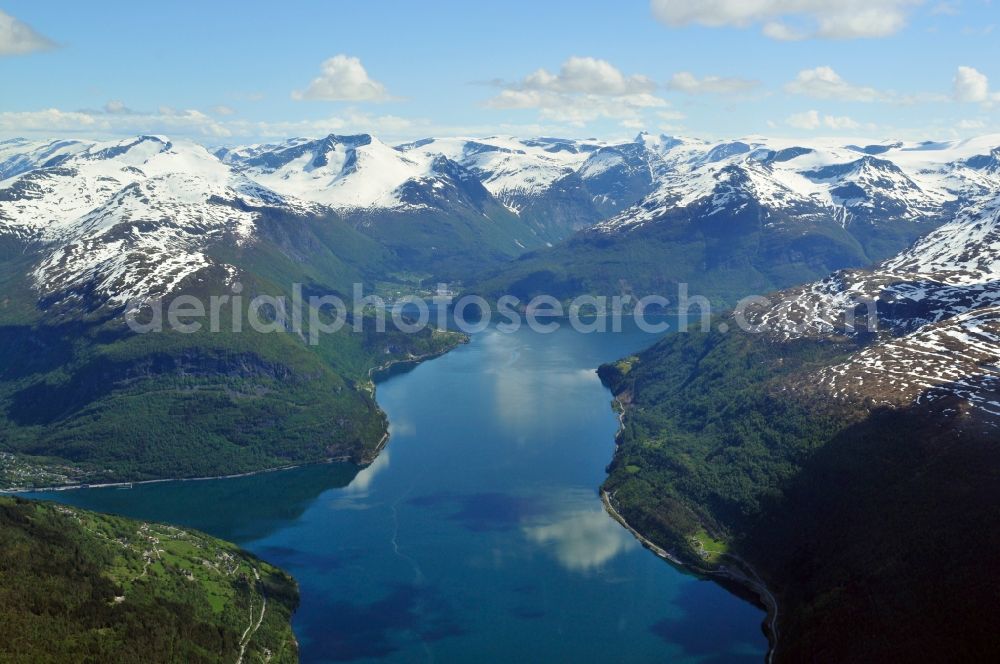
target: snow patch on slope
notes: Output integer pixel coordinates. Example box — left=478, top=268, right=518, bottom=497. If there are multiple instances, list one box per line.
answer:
left=232, top=134, right=439, bottom=209
left=0, top=136, right=288, bottom=306
left=747, top=194, right=1000, bottom=422
left=597, top=135, right=1000, bottom=233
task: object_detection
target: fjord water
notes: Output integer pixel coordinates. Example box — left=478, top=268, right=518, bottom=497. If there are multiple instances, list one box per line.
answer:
left=33, top=324, right=766, bottom=663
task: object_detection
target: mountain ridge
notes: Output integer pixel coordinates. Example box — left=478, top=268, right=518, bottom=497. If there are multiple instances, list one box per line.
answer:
left=598, top=190, right=1000, bottom=661
left=472, top=133, right=1000, bottom=306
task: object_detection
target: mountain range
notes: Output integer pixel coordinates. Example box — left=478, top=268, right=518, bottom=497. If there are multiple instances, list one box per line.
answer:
left=5, top=131, right=999, bottom=311
left=473, top=134, right=1000, bottom=305
left=598, top=190, right=1000, bottom=661
left=1, top=130, right=999, bottom=488
left=0, top=134, right=464, bottom=488
left=2, top=128, right=1000, bottom=660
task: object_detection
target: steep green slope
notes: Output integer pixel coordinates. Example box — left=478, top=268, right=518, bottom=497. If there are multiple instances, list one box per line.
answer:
left=473, top=204, right=936, bottom=308
left=599, top=329, right=1000, bottom=661
left=0, top=496, right=298, bottom=663
left=344, top=168, right=547, bottom=282
left=0, top=211, right=465, bottom=489
left=350, top=205, right=542, bottom=282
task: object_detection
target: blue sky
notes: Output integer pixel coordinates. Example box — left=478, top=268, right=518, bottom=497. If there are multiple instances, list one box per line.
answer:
left=1, top=0, right=998, bottom=143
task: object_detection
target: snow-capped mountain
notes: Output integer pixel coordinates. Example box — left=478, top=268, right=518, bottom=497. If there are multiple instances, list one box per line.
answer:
left=748, top=194, right=1000, bottom=423
left=363, top=135, right=614, bottom=240
left=218, top=134, right=521, bottom=219
left=598, top=135, right=1000, bottom=234
left=0, top=135, right=298, bottom=307
left=220, top=131, right=1000, bottom=248
left=401, top=133, right=709, bottom=241
left=599, top=155, right=831, bottom=230
left=217, top=133, right=467, bottom=210
left=0, top=137, right=90, bottom=181
left=4, top=130, right=1000, bottom=312
left=473, top=132, right=1000, bottom=310
left=802, top=154, right=947, bottom=222
left=376, top=134, right=682, bottom=239
left=216, top=134, right=558, bottom=274
left=397, top=136, right=598, bottom=205
left=575, top=135, right=678, bottom=211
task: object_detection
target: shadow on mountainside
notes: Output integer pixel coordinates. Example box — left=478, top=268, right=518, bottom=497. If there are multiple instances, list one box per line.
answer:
left=741, top=389, right=1000, bottom=663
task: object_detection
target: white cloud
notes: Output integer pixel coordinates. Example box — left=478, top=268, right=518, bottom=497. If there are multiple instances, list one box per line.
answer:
left=0, top=104, right=428, bottom=143
left=210, top=105, right=236, bottom=116
left=292, top=55, right=393, bottom=102
left=0, top=10, right=56, bottom=55
left=0, top=108, right=100, bottom=132
left=952, top=65, right=991, bottom=102
left=761, top=21, right=808, bottom=40
left=103, top=100, right=133, bottom=114
left=786, top=109, right=865, bottom=130
left=786, top=109, right=821, bottom=129
left=487, top=88, right=667, bottom=126
left=486, top=57, right=667, bottom=127
left=227, top=112, right=421, bottom=140
left=961, top=24, right=995, bottom=36
left=823, top=114, right=861, bottom=130
left=0, top=107, right=229, bottom=139
left=655, top=110, right=687, bottom=132
left=956, top=118, right=986, bottom=130
left=518, top=56, right=656, bottom=95
left=657, top=110, right=687, bottom=121
left=785, top=67, right=887, bottom=102
left=930, top=1, right=960, bottom=15
left=667, top=72, right=760, bottom=95
left=650, top=0, right=923, bottom=40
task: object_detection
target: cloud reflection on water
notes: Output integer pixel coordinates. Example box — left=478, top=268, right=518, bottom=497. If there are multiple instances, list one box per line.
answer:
left=523, top=508, right=636, bottom=572
left=478, top=331, right=606, bottom=442
left=344, top=450, right=391, bottom=494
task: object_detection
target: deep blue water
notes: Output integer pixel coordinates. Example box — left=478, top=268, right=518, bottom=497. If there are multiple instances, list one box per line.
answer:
left=31, top=324, right=767, bottom=663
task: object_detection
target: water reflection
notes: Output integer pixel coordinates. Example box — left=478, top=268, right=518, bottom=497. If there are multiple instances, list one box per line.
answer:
left=344, top=451, right=391, bottom=494
left=481, top=330, right=613, bottom=446
left=407, top=490, right=544, bottom=532
left=27, top=322, right=769, bottom=663
left=299, top=583, right=466, bottom=663
left=523, top=509, right=636, bottom=572
left=27, top=461, right=361, bottom=543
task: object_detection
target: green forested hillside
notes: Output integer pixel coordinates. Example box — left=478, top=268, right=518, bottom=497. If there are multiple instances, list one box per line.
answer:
left=472, top=204, right=936, bottom=308
left=345, top=196, right=545, bottom=282
left=0, top=496, right=298, bottom=663
left=599, top=328, right=1000, bottom=662
left=0, top=211, right=465, bottom=489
